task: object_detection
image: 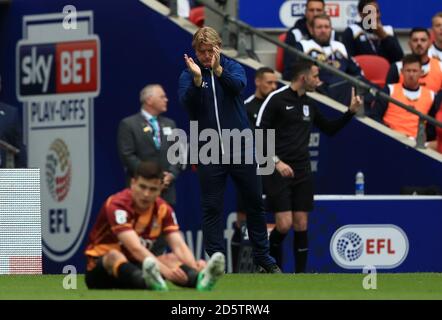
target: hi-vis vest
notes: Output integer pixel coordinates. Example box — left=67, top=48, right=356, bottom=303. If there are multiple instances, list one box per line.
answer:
left=383, top=83, right=435, bottom=137
left=396, top=58, right=442, bottom=92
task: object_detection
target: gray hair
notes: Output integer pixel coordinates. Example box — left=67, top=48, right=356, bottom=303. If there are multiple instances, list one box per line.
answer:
left=140, top=84, right=161, bottom=105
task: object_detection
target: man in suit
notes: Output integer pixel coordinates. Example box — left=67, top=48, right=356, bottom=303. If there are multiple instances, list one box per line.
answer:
left=0, top=75, right=26, bottom=168
left=117, top=84, right=180, bottom=207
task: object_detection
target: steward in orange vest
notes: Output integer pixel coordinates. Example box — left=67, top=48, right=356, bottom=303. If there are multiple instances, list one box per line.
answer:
left=372, top=54, right=439, bottom=138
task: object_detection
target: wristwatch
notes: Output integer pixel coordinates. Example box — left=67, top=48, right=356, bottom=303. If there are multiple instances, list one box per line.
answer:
left=272, top=155, right=280, bottom=164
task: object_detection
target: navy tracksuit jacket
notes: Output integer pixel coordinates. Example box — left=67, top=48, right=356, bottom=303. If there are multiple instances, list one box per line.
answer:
left=178, top=55, right=275, bottom=267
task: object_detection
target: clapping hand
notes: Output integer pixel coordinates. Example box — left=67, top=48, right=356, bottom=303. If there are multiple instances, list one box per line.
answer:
left=211, top=46, right=223, bottom=77
left=184, top=54, right=202, bottom=86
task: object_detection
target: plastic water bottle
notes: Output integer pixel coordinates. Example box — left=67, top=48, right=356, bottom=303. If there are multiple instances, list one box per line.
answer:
left=355, top=171, right=365, bottom=195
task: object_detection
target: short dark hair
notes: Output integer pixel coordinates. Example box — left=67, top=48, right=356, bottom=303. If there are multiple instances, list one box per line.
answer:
left=255, top=67, right=274, bottom=79
left=402, top=54, right=422, bottom=67
left=409, top=27, right=431, bottom=38
left=134, top=162, right=164, bottom=180
left=358, top=0, right=377, bottom=14
left=291, top=60, right=315, bottom=81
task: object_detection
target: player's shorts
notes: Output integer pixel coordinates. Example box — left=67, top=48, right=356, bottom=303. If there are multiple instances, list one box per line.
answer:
left=85, top=237, right=165, bottom=289
left=85, top=257, right=142, bottom=289
left=263, top=167, right=313, bottom=213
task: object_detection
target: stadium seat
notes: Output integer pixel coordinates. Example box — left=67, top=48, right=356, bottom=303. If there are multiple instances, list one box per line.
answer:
left=275, top=32, right=286, bottom=73
left=354, top=54, right=390, bottom=88
left=189, top=6, right=205, bottom=27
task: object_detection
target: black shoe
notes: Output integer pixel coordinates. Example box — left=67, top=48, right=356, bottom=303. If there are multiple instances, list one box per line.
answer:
left=257, top=264, right=282, bottom=274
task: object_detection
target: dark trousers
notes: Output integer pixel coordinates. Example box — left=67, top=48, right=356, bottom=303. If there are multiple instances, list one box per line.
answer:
left=197, top=163, right=274, bottom=266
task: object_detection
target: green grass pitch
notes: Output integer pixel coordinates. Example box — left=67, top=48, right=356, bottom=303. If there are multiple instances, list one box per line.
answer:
left=0, top=273, right=441, bottom=300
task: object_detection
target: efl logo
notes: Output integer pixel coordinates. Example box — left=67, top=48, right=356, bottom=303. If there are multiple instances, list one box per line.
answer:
left=330, top=225, right=409, bottom=269
left=17, top=40, right=98, bottom=97
left=326, top=3, right=340, bottom=17
left=46, top=138, right=72, bottom=202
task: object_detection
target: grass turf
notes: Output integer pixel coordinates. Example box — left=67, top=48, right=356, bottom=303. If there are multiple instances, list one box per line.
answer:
left=0, top=273, right=441, bottom=300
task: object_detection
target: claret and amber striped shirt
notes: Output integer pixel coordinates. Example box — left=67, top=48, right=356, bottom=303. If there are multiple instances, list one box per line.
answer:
left=84, top=189, right=179, bottom=270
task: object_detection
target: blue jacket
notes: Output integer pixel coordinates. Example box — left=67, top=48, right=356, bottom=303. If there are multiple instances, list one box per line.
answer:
left=178, top=56, right=250, bottom=134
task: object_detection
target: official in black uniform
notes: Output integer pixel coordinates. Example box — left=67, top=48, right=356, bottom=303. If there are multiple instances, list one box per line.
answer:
left=256, top=60, right=362, bottom=273
left=231, top=67, right=278, bottom=273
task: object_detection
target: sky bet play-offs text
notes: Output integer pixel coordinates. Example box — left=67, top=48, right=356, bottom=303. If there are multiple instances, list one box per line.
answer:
left=18, top=40, right=98, bottom=126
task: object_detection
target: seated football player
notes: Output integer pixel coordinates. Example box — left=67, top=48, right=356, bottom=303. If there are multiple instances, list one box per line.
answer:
left=84, top=161, right=225, bottom=291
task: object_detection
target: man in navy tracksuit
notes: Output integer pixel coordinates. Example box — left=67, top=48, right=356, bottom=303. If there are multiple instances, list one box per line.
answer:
left=178, top=27, right=280, bottom=273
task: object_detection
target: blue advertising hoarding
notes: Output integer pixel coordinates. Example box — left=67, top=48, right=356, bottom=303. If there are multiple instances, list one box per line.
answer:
left=297, top=196, right=442, bottom=273
left=239, top=0, right=438, bottom=29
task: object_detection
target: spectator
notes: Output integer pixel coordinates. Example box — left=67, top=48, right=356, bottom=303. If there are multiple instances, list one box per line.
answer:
left=429, top=12, right=442, bottom=61
left=284, top=1, right=334, bottom=79
left=342, top=0, right=403, bottom=63
left=371, top=54, right=438, bottom=138
left=284, top=0, right=335, bottom=51
left=386, top=28, right=442, bottom=93
left=284, top=14, right=364, bottom=106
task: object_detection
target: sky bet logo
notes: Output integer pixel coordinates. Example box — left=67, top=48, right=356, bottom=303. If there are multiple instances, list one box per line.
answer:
left=18, top=40, right=98, bottom=97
